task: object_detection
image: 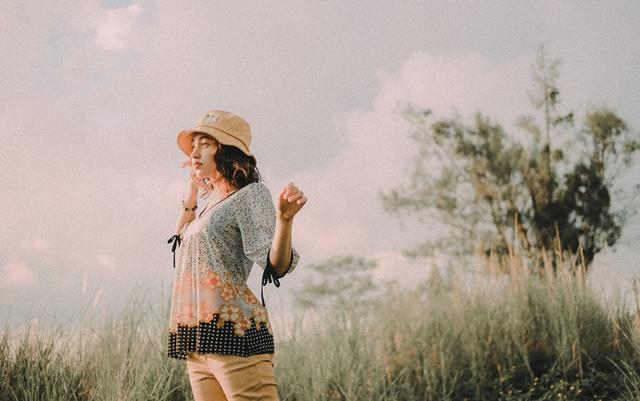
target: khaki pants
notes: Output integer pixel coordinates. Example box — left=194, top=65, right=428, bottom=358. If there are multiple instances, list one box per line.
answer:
left=186, top=352, right=279, bottom=401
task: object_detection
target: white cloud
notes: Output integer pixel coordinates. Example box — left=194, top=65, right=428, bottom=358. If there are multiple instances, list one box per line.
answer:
left=1, top=255, right=37, bottom=286
left=94, top=253, right=115, bottom=271
left=94, top=3, right=142, bottom=50
left=285, top=51, right=533, bottom=268
left=132, top=174, right=186, bottom=208
left=19, top=238, right=52, bottom=251
left=374, top=51, right=532, bottom=131
left=370, top=250, right=436, bottom=289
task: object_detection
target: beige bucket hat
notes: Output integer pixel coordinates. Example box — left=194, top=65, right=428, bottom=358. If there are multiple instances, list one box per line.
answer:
left=177, top=110, right=253, bottom=157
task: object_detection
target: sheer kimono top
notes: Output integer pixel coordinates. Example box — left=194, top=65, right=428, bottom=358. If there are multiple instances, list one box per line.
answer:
left=166, top=182, right=300, bottom=360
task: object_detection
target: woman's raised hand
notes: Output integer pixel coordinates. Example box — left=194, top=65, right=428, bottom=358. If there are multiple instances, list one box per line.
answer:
left=277, top=182, right=307, bottom=221
left=180, top=159, right=201, bottom=200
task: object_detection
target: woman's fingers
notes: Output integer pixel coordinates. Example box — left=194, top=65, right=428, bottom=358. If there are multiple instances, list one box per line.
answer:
left=282, top=183, right=299, bottom=199
left=280, top=183, right=307, bottom=207
left=287, top=190, right=303, bottom=202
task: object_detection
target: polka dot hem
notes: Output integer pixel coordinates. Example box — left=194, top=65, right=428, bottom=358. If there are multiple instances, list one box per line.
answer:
left=167, top=314, right=275, bottom=360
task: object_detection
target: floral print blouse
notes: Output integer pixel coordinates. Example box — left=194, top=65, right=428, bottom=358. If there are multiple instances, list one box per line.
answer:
left=166, top=182, right=300, bottom=360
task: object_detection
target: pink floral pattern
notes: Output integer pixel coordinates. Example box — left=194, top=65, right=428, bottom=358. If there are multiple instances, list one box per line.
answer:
left=169, top=269, right=272, bottom=335
left=202, top=271, right=222, bottom=290
left=176, top=304, right=197, bottom=327
left=220, top=283, right=238, bottom=301
left=234, top=317, right=253, bottom=336
left=243, top=288, right=259, bottom=305
left=213, top=303, right=263, bottom=336
left=252, top=306, right=269, bottom=330
left=197, top=302, right=214, bottom=322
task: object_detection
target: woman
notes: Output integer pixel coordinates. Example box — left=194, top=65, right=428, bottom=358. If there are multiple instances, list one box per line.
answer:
left=166, top=109, right=307, bottom=401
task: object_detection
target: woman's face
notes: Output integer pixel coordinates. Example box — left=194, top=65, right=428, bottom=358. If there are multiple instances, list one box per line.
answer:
left=190, top=133, right=221, bottom=182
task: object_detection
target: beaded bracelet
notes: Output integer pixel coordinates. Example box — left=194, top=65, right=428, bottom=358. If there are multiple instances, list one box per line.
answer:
left=181, top=199, right=197, bottom=212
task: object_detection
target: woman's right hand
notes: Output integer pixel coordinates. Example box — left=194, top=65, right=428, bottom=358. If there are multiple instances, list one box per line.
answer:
left=180, top=159, right=201, bottom=201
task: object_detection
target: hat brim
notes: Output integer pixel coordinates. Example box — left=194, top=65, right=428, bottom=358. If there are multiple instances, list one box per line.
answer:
left=177, top=126, right=253, bottom=157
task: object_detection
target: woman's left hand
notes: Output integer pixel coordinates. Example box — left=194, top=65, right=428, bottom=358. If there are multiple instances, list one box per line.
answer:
left=277, top=182, right=307, bottom=221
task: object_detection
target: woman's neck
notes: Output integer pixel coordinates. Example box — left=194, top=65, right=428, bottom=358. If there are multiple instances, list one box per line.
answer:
left=209, top=180, right=237, bottom=200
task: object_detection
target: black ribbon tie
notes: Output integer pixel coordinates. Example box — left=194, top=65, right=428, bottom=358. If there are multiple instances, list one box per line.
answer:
left=167, top=234, right=181, bottom=269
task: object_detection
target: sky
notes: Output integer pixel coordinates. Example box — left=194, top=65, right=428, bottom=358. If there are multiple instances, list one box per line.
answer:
left=1, top=1, right=639, bottom=333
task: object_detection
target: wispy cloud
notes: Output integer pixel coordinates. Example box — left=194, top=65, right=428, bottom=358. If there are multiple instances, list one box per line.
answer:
left=20, top=238, right=52, bottom=251
left=283, top=51, right=531, bottom=265
left=373, top=51, right=531, bottom=130
left=94, top=254, right=115, bottom=271
left=94, top=3, right=142, bottom=50
left=0, top=255, right=37, bottom=286
left=132, top=175, right=186, bottom=207
left=370, top=250, right=437, bottom=288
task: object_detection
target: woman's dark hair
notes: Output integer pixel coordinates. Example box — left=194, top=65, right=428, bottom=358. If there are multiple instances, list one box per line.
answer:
left=213, top=142, right=263, bottom=189
left=193, top=133, right=263, bottom=196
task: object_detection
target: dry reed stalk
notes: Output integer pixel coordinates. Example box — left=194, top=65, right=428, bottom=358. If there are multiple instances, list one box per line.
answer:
left=632, top=279, right=640, bottom=339
left=542, top=247, right=555, bottom=289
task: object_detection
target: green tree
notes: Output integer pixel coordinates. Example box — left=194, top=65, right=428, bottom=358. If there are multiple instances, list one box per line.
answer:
left=380, top=45, right=640, bottom=272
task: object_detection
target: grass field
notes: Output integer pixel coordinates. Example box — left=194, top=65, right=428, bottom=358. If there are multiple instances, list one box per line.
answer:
left=1, top=245, right=639, bottom=400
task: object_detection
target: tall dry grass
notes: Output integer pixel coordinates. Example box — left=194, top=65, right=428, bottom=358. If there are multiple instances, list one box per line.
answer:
left=275, top=240, right=640, bottom=400
left=1, top=240, right=639, bottom=400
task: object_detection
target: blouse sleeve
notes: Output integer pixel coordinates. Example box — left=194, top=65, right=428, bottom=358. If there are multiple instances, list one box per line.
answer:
left=235, top=182, right=300, bottom=276
left=178, top=220, right=190, bottom=237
